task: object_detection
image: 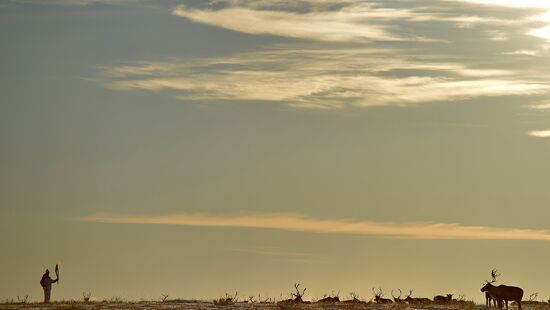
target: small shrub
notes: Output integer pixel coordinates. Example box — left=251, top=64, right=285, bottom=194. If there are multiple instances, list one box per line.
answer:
left=103, top=296, right=123, bottom=303
left=213, top=292, right=238, bottom=306
left=17, top=295, right=28, bottom=304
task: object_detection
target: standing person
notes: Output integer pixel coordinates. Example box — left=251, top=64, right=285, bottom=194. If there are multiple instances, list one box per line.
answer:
left=39, top=269, right=58, bottom=303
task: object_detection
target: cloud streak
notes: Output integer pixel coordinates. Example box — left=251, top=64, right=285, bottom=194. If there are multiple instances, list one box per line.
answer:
left=447, top=0, right=550, bottom=41
left=527, top=130, right=550, bottom=138
left=172, top=5, right=401, bottom=42
left=524, top=102, right=550, bottom=109
left=80, top=213, right=550, bottom=241
left=172, top=1, right=525, bottom=43
left=102, top=49, right=548, bottom=109
left=13, top=0, right=154, bottom=6
left=94, top=0, right=550, bottom=111
left=447, top=0, right=550, bottom=9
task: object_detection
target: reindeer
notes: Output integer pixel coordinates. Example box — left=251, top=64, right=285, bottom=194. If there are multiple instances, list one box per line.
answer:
left=392, top=289, right=405, bottom=303
left=485, top=291, right=497, bottom=308
left=404, top=290, right=431, bottom=305
left=318, top=296, right=340, bottom=303
left=480, top=269, right=523, bottom=310
left=291, top=283, right=307, bottom=302
left=277, top=283, right=310, bottom=305
left=485, top=270, right=499, bottom=308
left=434, top=294, right=453, bottom=304
left=372, top=288, right=393, bottom=304
left=342, top=292, right=363, bottom=304
left=318, top=291, right=340, bottom=304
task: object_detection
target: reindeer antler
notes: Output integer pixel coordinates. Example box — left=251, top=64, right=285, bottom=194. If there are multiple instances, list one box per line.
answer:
left=292, top=283, right=306, bottom=298
left=491, top=269, right=501, bottom=283
left=372, top=288, right=384, bottom=298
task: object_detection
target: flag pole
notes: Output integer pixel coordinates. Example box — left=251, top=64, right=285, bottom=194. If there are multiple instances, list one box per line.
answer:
left=55, top=263, right=59, bottom=284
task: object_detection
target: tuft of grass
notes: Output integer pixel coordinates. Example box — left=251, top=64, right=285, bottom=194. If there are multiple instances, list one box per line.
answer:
left=389, top=302, right=409, bottom=310
left=102, top=296, right=124, bottom=303
left=17, top=295, right=28, bottom=304
left=82, top=292, right=92, bottom=303
left=213, top=292, right=238, bottom=306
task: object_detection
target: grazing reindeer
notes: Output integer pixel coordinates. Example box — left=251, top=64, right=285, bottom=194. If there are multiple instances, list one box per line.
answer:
left=372, top=288, right=393, bottom=304
left=392, top=289, right=405, bottom=303
left=480, top=269, right=523, bottom=310
left=342, top=292, right=363, bottom=304
left=318, top=291, right=340, bottom=304
left=485, top=291, right=497, bottom=308
left=291, top=283, right=307, bottom=302
left=404, top=290, right=431, bottom=304
left=278, top=283, right=310, bottom=305
left=318, top=296, right=340, bottom=303
left=434, top=294, right=453, bottom=304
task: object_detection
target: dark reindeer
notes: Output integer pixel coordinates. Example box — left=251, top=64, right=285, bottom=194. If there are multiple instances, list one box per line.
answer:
left=318, top=291, right=340, bottom=304
left=434, top=294, right=453, bottom=304
left=485, top=291, right=497, bottom=308
left=372, top=288, right=393, bottom=304
left=392, top=289, right=405, bottom=303
left=404, top=290, right=431, bottom=305
left=480, top=269, right=523, bottom=310
left=342, top=292, right=364, bottom=304
left=318, top=296, right=340, bottom=303
left=277, top=283, right=310, bottom=305
left=485, top=270, right=499, bottom=308
left=290, top=283, right=307, bottom=303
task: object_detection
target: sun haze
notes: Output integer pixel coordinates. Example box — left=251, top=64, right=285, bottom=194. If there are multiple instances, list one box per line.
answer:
left=1, top=0, right=550, bottom=304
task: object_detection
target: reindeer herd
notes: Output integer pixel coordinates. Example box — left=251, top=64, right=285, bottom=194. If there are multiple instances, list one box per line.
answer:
left=372, top=288, right=455, bottom=305
left=377, top=269, right=548, bottom=309
left=280, top=284, right=467, bottom=306
left=276, top=269, right=549, bottom=309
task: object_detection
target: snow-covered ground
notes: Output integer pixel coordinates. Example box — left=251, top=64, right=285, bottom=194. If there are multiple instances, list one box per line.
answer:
left=2, top=300, right=546, bottom=310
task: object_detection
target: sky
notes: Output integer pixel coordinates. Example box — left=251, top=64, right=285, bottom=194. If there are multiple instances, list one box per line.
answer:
left=1, top=0, right=550, bottom=303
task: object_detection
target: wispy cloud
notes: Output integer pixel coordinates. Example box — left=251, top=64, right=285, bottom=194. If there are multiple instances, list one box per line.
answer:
left=13, top=0, right=153, bottom=6
left=502, top=49, right=539, bottom=56
left=446, top=0, right=550, bottom=9
left=101, top=49, right=548, bottom=109
left=447, top=0, right=550, bottom=41
left=528, top=26, right=550, bottom=41
left=524, top=101, right=550, bottom=109
left=527, top=130, right=550, bottom=138
left=172, top=1, right=524, bottom=43
left=172, top=5, right=402, bottom=42
left=89, top=0, right=550, bottom=110
left=80, top=212, right=550, bottom=241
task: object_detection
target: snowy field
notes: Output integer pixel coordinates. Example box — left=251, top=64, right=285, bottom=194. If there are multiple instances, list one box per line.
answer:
left=1, top=300, right=547, bottom=310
